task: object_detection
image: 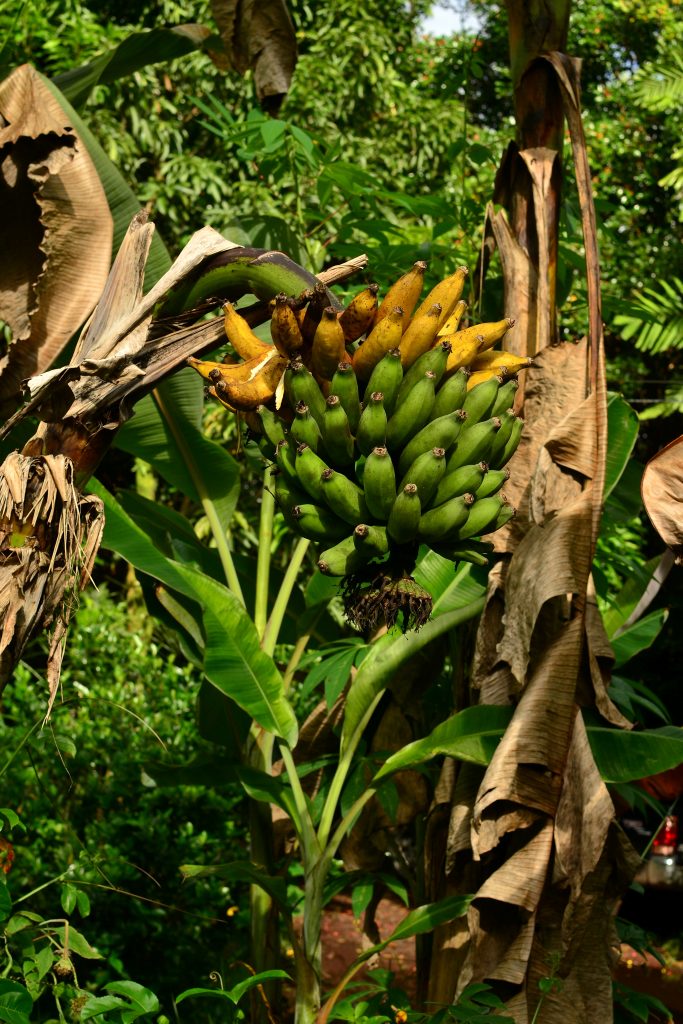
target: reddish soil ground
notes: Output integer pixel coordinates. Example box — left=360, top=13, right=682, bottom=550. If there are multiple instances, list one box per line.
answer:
left=318, top=899, right=683, bottom=1021
left=320, top=896, right=418, bottom=1001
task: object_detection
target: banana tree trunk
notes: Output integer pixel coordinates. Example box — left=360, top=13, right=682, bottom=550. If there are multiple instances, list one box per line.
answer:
left=425, top=5, right=640, bottom=1023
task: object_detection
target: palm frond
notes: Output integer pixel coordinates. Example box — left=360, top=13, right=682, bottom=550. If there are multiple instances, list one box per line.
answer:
left=638, top=382, right=683, bottom=421
left=612, top=277, right=683, bottom=353
left=658, top=150, right=683, bottom=191
left=632, top=49, right=683, bottom=112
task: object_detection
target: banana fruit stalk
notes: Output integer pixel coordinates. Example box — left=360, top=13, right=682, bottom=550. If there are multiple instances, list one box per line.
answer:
left=185, top=252, right=525, bottom=631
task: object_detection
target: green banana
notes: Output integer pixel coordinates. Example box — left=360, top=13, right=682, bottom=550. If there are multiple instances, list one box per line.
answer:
left=386, top=371, right=437, bottom=453
left=285, top=359, right=327, bottom=428
left=331, top=361, right=361, bottom=433
left=365, top=349, right=403, bottom=417
left=446, top=416, right=501, bottom=473
left=432, top=368, right=470, bottom=418
left=353, top=523, right=389, bottom=559
left=396, top=341, right=451, bottom=406
left=157, top=247, right=337, bottom=316
left=274, top=438, right=298, bottom=484
left=491, top=500, right=516, bottom=531
left=294, top=443, right=329, bottom=502
left=317, top=534, right=365, bottom=576
left=292, top=502, right=349, bottom=541
left=363, top=446, right=397, bottom=521
left=432, top=461, right=488, bottom=507
left=356, top=391, right=388, bottom=456
left=432, top=539, right=492, bottom=566
left=417, top=492, right=474, bottom=543
left=399, top=447, right=447, bottom=508
left=291, top=401, right=323, bottom=452
left=396, top=410, right=467, bottom=478
left=387, top=483, right=422, bottom=544
left=454, top=495, right=506, bottom=541
left=461, top=374, right=504, bottom=425
left=486, top=410, right=517, bottom=468
left=274, top=474, right=309, bottom=517
left=475, top=467, right=509, bottom=499
left=489, top=416, right=523, bottom=470
left=322, top=395, right=354, bottom=467
left=320, top=468, right=369, bottom=524
left=490, top=377, right=519, bottom=417
left=258, top=405, right=286, bottom=446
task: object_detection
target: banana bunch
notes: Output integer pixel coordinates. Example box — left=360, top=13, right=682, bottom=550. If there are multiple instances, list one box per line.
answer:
left=189, top=260, right=530, bottom=631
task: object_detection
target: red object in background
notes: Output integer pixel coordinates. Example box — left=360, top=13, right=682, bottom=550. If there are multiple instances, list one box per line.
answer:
left=640, top=763, right=683, bottom=803
left=0, top=837, right=14, bottom=874
left=652, top=815, right=679, bottom=857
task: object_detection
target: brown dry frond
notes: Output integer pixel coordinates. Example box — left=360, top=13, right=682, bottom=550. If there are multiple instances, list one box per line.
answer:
left=0, top=449, right=103, bottom=714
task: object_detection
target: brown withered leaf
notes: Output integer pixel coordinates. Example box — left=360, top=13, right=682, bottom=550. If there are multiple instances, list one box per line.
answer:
left=0, top=64, right=112, bottom=418
left=641, top=434, right=683, bottom=563
left=0, top=450, right=103, bottom=705
left=211, top=0, right=297, bottom=109
left=426, top=52, right=634, bottom=1024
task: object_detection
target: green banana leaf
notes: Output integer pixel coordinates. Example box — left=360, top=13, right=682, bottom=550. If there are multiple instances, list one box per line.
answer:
left=605, top=392, right=640, bottom=498
left=590, top=724, right=683, bottom=783
left=179, top=861, right=292, bottom=912
left=370, top=704, right=683, bottom=785
left=144, top=755, right=240, bottom=788
left=334, top=894, right=472, bottom=985
left=373, top=705, right=512, bottom=782
left=365, top=894, right=472, bottom=952
left=115, top=369, right=240, bottom=533
left=90, top=479, right=298, bottom=745
left=601, top=555, right=661, bottom=637
left=340, top=594, right=486, bottom=757
left=118, top=489, right=221, bottom=576
left=41, top=75, right=171, bottom=287
left=414, top=549, right=488, bottom=615
left=610, top=608, right=669, bottom=668
left=175, top=972, right=291, bottom=1007
left=53, top=25, right=219, bottom=109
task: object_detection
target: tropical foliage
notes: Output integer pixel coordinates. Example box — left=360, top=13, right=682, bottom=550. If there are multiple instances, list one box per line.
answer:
left=0, top=1, right=681, bottom=1022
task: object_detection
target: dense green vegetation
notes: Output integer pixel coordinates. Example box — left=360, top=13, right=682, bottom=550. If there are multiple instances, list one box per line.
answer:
left=0, top=1, right=681, bottom=1021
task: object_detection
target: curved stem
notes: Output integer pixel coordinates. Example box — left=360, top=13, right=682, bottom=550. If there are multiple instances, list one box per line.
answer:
left=261, top=538, right=310, bottom=657
left=279, top=744, right=320, bottom=863
left=282, top=624, right=316, bottom=694
left=254, top=465, right=275, bottom=638
left=316, top=691, right=384, bottom=850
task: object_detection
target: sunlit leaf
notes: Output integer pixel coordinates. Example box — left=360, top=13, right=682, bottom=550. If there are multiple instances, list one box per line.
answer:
left=610, top=609, right=668, bottom=668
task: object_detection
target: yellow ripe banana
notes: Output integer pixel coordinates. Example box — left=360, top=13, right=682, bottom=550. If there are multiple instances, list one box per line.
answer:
left=241, top=409, right=263, bottom=433
left=224, top=302, right=273, bottom=360
left=206, top=383, right=237, bottom=412
left=301, top=282, right=329, bottom=344
left=339, top=284, right=379, bottom=343
left=437, top=299, right=467, bottom=337
left=399, top=303, right=443, bottom=368
left=353, top=306, right=404, bottom=380
left=188, top=353, right=272, bottom=386
left=311, top=307, right=347, bottom=381
left=467, top=367, right=509, bottom=390
left=413, top=266, right=468, bottom=327
left=374, top=262, right=427, bottom=331
left=470, top=349, right=533, bottom=373
left=270, top=293, right=304, bottom=355
left=443, top=333, right=486, bottom=375
left=292, top=289, right=313, bottom=328
left=454, top=318, right=515, bottom=354
left=213, top=351, right=288, bottom=412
